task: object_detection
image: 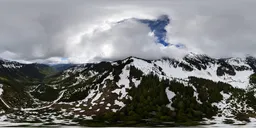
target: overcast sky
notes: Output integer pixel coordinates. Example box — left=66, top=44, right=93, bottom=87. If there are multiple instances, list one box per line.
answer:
left=0, top=0, right=256, bottom=63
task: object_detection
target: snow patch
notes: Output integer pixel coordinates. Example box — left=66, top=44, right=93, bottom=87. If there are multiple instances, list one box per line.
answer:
left=0, top=84, right=3, bottom=96
left=91, top=92, right=103, bottom=106
left=165, top=87, right=175, bottom=110
left=2, top=64, right=22, bottom=69
left=114, top=100, right=125, bottom=109
left=112, top=65, right=131, bottom=99
left=132, top=78, right=141, bottom=88
left=211, top=91, right=233, bottom=118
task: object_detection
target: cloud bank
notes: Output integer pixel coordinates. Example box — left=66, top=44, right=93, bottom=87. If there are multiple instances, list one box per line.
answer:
left=0, top=0, right=256, bottom=63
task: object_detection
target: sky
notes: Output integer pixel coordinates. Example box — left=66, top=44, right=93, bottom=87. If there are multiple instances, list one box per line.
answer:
left=1, top=0, right=256, bottom=63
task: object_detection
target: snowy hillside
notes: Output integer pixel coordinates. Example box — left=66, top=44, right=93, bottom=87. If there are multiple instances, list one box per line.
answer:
left=0, top=54, right=256, bottom=126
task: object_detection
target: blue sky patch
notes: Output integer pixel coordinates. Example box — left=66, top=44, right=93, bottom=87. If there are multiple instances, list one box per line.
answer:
left=137, top=15, right=170, bottom=46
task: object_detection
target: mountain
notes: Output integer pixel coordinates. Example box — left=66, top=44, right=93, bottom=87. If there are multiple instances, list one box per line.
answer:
left=0, top=54, right=256, bottom=126
left=50, top=64, right=77, bottom=72
left=0, top=59, right=56, bottom=113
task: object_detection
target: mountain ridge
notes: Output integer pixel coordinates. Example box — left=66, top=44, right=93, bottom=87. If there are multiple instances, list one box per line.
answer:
left=0, top=54, right=256, bottom=126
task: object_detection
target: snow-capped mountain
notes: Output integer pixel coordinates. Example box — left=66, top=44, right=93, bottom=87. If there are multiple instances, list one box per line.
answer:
left=0, top=54, right=256, bottom=126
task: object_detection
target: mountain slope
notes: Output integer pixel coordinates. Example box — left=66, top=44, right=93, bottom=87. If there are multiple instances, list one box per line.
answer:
left=0, top=54, right=256, bottom=126
left=50, top=64, right=77, bottom=72
left=0, top=60, right=56, bottom=113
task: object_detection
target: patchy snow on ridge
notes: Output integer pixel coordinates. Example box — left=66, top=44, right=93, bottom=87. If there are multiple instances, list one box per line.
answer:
left=211, top=91, right=233, bottom=117
left=131, top=58, right=155, bottom=75
left=227, top=57, right=247, bottom=67
left=60, top=65, right=89, bottom=80
left=221, top=70, right=253, bottom=89
left=204, top=91, right=256, bottom=125
left=130, top=57, right=254, bottom=89
left=112, top=65, right=131, bottom=100
left=2, top=64, right=22, bottom=69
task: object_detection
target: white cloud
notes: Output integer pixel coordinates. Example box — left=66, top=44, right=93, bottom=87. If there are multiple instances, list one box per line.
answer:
left=0, top=0, right=256, bottom=63
left=0, top=51, right=18, bottom=60
left=65, top=20, right=188, bottom=63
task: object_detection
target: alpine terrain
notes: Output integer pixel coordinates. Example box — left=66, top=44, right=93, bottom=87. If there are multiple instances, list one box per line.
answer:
left=0, top=53, right=256, bottom=126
